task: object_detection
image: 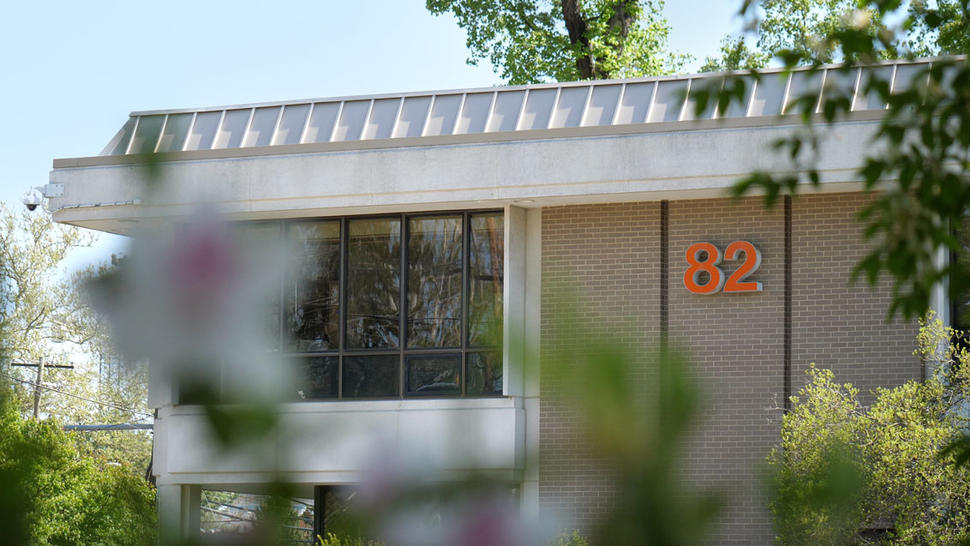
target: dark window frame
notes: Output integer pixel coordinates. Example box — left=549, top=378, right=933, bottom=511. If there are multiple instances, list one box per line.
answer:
left=269, top=209, right=503, bottom=401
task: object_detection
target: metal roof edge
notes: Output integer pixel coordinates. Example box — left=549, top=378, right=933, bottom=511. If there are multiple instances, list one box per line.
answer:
left=127, top=55, right=963, bottom=117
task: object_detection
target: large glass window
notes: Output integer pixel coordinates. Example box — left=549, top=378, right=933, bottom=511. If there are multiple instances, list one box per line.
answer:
left=217, top=211, right=504, bottom=402
left=952, top=215, right=970, bottom=334
left=468, top=213, right=504, bottom=347
left=286, top=221, right=340, bottom=351
left=407, top=215, right=463, bottom=348
left=346, top=218, right=401, bottom=349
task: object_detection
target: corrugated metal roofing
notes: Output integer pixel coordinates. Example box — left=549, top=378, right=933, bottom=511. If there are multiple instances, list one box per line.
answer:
left=101, top=60, right=940, bottom=157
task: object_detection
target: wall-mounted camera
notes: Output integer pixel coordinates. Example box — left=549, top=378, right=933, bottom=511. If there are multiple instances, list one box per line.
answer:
left=22, top=188, right=43, bottom=212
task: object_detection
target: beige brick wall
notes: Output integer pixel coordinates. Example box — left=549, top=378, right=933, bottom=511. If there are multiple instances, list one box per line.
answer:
left=791, top=193, right=919, bottom=404
left=539, top=202, right=661, bottom=531
left=538, top=193, right=919, bottom=544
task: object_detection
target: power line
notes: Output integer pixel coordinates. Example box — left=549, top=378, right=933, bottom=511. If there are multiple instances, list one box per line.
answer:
left=63, top=423, right=153, bottom=431
left=0, top=371, right=153, bottom=418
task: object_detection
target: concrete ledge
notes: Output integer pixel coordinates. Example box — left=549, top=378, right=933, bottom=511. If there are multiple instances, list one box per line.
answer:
left=154, top=398, right=524, bottom=487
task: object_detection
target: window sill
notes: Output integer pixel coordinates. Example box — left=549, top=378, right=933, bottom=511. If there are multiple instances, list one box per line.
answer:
left=170, top=396, right=517, bottom=415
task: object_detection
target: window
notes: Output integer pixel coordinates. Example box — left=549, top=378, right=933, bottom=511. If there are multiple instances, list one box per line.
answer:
left=952, top=215, right=970, bottom=335
left=223, top=211, right=504, bottom=402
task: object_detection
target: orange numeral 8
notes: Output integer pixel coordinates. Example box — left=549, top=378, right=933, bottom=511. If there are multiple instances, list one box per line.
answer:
left=683, top=242, right=724, bottom=295
left=684, top=241, right=763, bottom=295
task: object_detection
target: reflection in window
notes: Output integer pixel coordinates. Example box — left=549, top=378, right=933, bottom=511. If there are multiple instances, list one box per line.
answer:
left=468, top=213, right=504, bottom=346
left=286, top=221, right=340, bottom=351
left=407, top=355, right=460, bottom=395
left=347, top=218, right=401, bottom=349
left=408, top=216, right=462, bottom=347
left=466, top=352, right=502, bottom=396
left=213, top=211, right=505, bottom=403
left=294, top=356, right=338, bottom=400
left=953, top=216, right=970, bottom=333
left=343, top=355, right=399, bottom=398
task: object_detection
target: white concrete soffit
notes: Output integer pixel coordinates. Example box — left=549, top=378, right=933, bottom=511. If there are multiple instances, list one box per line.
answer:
left=70, top=59, right=945, bottom=165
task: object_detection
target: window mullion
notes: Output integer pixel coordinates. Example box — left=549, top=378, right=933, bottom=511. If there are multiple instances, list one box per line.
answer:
left=400, top=213, right=407, bottom=399
left=277, top=221, right=285, bottom=354
left=461, top=212, right=470, bottom=396
left=338, top=217, right=347, bottom=400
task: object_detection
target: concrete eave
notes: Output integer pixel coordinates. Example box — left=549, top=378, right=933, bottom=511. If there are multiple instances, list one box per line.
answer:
left=50, top=112, right=884, bottom=233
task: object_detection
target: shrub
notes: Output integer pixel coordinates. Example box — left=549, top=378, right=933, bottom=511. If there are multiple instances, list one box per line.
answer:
left=317, top=532, right=384, bottom=546
left=0, top=385, right=156, bottom=545
left=551, top=529, right=590, bottom=546
left=768, top=316, right=970, bottom=544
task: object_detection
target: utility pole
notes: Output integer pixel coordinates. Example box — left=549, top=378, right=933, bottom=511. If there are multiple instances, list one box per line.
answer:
left=11, top=358, right=74, bottom=419
left=32, top=357, right=44, bottom=418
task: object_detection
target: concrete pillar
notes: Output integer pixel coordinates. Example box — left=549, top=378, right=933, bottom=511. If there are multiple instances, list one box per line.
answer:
left=157, top=484, right=200, bottom=543
left=504, top=205, right=528, bottom=398
left=521, top=207, right=542, bottom=518
left=931, top=243, right=950, bottom=326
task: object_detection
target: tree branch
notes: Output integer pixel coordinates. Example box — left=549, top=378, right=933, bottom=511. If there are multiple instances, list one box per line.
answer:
left=22, top=305, right=49, bottom=336
left=602, top=0, right=638, bottom=78
left=561, top=0, right=594, bottom=79
left=513, top=2, right=540, bottom=33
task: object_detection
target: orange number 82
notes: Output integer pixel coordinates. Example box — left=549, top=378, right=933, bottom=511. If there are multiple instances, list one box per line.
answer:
left=683, top=241, right=763, bottom=295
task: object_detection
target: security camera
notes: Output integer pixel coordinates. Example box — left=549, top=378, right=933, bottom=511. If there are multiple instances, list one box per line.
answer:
left=22, top=188, right=43, bottom=212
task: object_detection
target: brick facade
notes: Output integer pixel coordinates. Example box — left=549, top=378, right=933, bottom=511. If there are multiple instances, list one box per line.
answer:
left=539, top=194, right=919, bottom=543
left=791, top=193, right=919, bottom=404
left=539, top=202, right=661, bottom=531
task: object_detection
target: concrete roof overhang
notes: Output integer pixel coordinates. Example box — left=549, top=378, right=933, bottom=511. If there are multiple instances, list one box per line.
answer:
left=49, top=59, right=939, bottom=234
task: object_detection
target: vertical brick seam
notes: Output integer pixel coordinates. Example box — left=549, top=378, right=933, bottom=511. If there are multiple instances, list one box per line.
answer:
left=784, top=195, right=793, bottom=412
left=661, top=200, right=669, bottom=347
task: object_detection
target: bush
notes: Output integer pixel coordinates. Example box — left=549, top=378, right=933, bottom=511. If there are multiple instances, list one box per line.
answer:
left=768, top=316, right=970, bottom=544
left=317, top=532, right=384, bottom=546
left=0, top=384, right=156, bottom=545
left=551, top=529, right=589, bottom=546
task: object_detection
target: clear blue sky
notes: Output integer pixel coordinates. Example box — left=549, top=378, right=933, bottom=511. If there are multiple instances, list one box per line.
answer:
left=0, top=0, right=741, bottom=268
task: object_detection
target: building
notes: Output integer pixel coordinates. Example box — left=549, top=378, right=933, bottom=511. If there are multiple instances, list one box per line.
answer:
left=48, top=60, right=935, bottom=543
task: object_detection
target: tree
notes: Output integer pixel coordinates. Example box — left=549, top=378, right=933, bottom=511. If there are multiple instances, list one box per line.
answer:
left=698, top=36, right=770, bottom=73
left=0, top=381, right=156, bottom=544
left=769, top=317, right=970, bottom=543
left=0, top=205, right=151, bottom=473
left=64, top=260, right=154, bottom=474
left=0, top=204, right=95, bottom=374
left=425, top=0, right=688, bottom=84
left=906, top=0, right=970, bottom=57
left=701, top=0, right=893, bottom=72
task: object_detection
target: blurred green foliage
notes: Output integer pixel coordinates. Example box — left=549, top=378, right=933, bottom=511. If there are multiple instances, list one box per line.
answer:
left=317, top=532, right=385, bottom=546
left=0, top=380, right=156, bottom=545
left=769, top=316, right=970, bottom=543
left=551, top=529, right=590, bottom=546
left=315, top=528, right=590, bottom=545
left=543, top=298, right=721, bottom=545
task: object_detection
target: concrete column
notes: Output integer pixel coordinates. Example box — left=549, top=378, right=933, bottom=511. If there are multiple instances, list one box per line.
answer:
left=503, top=205, right=528, bottom=398
left=157, top=484, right=200, bottom=543
left=931, top=243, right=950, bottom=326
left=504, top=204, right=542, bottom=518
left=148, top=361, right=178, bottom=409
left=521, top=207, right=542, bottom=519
